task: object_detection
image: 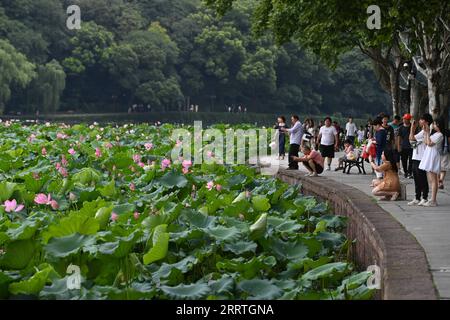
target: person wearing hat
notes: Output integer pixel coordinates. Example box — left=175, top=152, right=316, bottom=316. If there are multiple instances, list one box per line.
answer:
left=397, top=113, right=414, bottom=178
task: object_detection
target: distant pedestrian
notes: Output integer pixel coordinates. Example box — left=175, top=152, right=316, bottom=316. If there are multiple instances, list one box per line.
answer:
left=273, top=116, right=288, bottom=160
left=397, top=114, right=413, bottom=178
left=357, top=126, right=365, bottom=145
left=345, top=117, right=358, bottom=145
left=318, top=117, right=339, bottom=171
left=373, top=118, right=387, bottom=166
left=281, top=115, right=303, bottom=170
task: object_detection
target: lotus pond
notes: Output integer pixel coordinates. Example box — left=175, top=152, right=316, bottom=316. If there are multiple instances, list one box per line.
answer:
left=0, top=121, right=374, bottom=300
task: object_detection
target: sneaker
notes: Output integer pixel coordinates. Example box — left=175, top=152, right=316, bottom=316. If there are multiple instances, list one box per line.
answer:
left=310, top=173, right=318, bottom=177
left=408, top=199, right=420, bottom=206
left=391, top=192, right=400, bottom=201
left=418, top=199, right=428, bottom=206
left=423, top=200, right=437, bottom=207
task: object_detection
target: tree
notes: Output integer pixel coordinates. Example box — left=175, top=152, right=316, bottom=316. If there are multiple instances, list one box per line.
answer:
left=26, top=60, right=66, bottom=113
left=0, top=39, right=35, bottom=113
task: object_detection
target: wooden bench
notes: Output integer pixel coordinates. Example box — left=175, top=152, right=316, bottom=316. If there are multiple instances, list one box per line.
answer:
left=343, top=152, right=366, bottom=174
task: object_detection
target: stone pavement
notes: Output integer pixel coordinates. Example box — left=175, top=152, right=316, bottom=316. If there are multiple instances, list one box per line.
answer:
left=262, top=152, right=450, bottom=299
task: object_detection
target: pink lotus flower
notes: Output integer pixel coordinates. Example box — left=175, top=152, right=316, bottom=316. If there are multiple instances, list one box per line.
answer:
left=34, top=193, right=52, bottom=205
left=144, top=143, right=153, bottom=151
left=207, top=151, right=215, bottom=158
left=104, top=142, right=113, bottom=149
left=182, top=160, right=192, bottom=170
left=133, top=211, right=140, bottom=220
left=161, top=158, right=171, bottom=170
left=41, top=148, right=47, bottom=156
left=133, top=154, right=141, bottom=163
left=56, top=133, right=67, bottom=140
left=28, top=134, right=36, bottom=143
left=215, top=184, right=222, bottom=191
left=130, top=183, right=136, bottom=191
left=138, top=162, right=145, bottom=168
left=182, top=168, right=189, bottom=174
left=68, top=148, right=76, bottom=155
left=61, top=155, right=68, bottom=167
left=55, top=162, right=62, bottom=170
left=58, top=167, right=68, bottom=177
left=206, top=181, right=215, bottom=191
left=4, top=199, right=24, bottom=213
left=95, top=148, right=102, bottom=158
left=50, top=200, right=59, bottom=210
left=111, top=212, right=118, bottom=222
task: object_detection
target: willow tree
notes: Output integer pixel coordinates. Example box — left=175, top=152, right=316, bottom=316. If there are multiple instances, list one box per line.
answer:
left=27, top=60, right=66, bottom=113
left=0, top=39, right=35, bottom=114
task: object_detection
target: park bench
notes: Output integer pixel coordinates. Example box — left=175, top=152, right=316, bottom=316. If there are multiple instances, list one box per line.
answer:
left=342, top=150, right=366, bottom=174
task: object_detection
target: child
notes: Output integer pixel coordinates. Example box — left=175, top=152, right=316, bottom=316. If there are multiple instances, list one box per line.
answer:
left=273, top=116, right=288, bottom=160
left=357, top=126, right=365, bottom=145
left=335, top=139, right=357, bottom=171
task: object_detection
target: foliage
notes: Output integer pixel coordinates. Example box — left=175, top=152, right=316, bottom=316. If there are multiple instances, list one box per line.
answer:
left=0, top=120, right=374, bottom=300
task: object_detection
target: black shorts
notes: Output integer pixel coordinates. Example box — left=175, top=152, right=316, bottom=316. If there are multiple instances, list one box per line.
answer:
left=304, top=161, right=324, bottom=174
left=320, top=144, right=335, bottom=158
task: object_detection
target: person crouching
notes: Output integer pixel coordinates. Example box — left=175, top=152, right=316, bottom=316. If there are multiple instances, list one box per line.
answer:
left=292, top=145, right=324, bottom=177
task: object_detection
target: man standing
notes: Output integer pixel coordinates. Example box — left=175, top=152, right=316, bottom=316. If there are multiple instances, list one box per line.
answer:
left=398, top=114, right=413, bottom=178
left=345, top=117, right=358, bottom=145
left=318, top=117, right=339, bottom=171
left=281, top=115, right=303, bottom=170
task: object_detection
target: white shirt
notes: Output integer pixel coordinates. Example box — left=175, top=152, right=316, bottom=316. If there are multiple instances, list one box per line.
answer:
left=319, top=125, right=337, bottom=146
left=346, top=122, right=358, bottom=137
left=287, top=121, right=303, bottom=145
left=413, top=130, right=426, bottom=161
left=357, top=130, right=365, bottom=141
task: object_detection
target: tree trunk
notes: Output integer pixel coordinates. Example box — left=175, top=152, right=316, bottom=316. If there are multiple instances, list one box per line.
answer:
left=427, top=68, right=441, bottom=119
left=389, top=66, right=401, bottom=116
left=440, top=92, right=449, bottom=126
left=410, top=79, right=421, bottom=119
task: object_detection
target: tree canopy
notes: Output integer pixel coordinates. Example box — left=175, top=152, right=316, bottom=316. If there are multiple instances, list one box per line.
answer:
left=0, top=0, right=391, bottom=117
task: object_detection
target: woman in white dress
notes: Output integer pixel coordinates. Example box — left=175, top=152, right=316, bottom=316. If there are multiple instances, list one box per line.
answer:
left=419, top=118, right=445, bottom=207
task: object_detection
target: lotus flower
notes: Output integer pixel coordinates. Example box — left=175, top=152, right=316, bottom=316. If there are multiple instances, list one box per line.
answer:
left=144, top=143, right=153, bottom=151
left=133, top=211, right=140, bottom=220
left=130, top=183, right=136, bottom=191
left=104, top=142, right=113, bottom=149
left=58, top=167, right=68, bottom=177
left=206, top=181, right=215, bottom=191
left=28, top=134, right=36, bottom=143
left=95, top=147, right=102, bottom=158
left=111, top=212, right=118, bottom=222
left=161, top=158, right=171, bottom=170
left=133, top=154, right=141, bottom=163
left=61, top=156, right=68, bottom=167
left=68, top=148, right=76, bottom=155
left=4, top=199, right=24, bottom=213
left=34, top=193, right=52, bottom=205
left=215, top=184, right=222, bottom=191
left=138, top=162, right=145, bottom=168
left=41, top=147, right=47, bottom=156
left=207, top=151, right=215, bottom=158
left=56, top=132, right=67, bottom=140
left=50, top=200, right=59, bottom=210
left=69, top=192, right=77, bottom=201
left=96, top=134, right=101, bottom=141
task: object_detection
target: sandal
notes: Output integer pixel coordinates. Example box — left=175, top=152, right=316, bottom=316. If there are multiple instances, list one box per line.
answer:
left=391, top=192, right=400, bottom=201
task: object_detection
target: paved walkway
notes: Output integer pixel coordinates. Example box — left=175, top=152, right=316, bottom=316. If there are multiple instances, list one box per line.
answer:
left=263, top=152, right=450, bottom=299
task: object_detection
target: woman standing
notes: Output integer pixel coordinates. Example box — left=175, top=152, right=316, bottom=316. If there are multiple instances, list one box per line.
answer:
left=408, top=114, right=432, bottom=206
left=419, top=118, right=445, bottom=207
left=274, top=116, right=288, bottom=160
left=369, top=148, right=401, bottom=201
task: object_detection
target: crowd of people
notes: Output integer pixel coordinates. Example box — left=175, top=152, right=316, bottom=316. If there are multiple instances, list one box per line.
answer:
left=274, top=113, right=450, bottom=207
